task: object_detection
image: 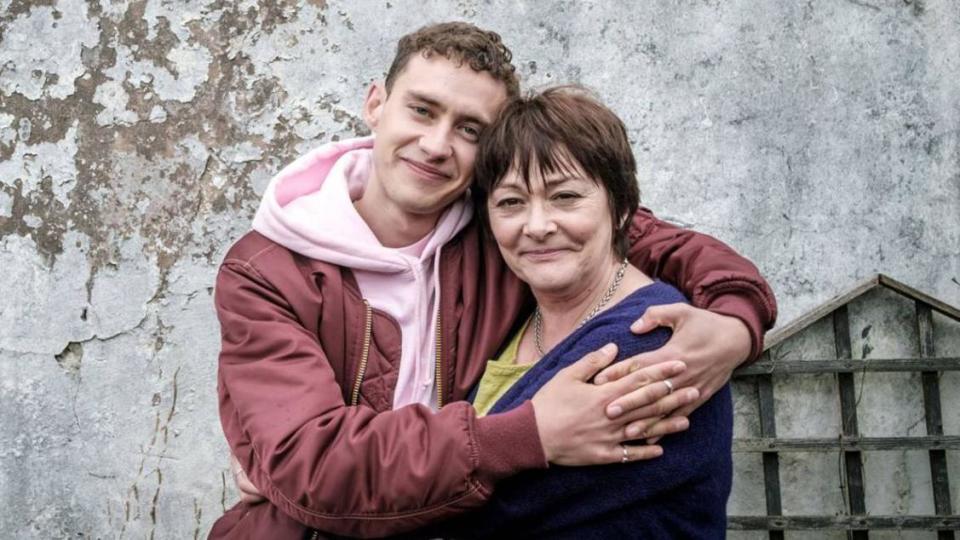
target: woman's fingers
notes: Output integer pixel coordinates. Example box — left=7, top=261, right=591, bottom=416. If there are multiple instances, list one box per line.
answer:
left=605, top=360, right=686, bottom=418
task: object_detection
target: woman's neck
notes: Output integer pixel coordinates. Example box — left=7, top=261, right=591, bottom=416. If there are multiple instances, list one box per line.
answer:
left=535, top=259, right=622, bottom=328
left=516, top=263, right=654, bottom=365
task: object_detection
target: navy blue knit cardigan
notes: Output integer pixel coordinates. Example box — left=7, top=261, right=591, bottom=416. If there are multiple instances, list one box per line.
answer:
left=443, top=282, right=732, bottom=539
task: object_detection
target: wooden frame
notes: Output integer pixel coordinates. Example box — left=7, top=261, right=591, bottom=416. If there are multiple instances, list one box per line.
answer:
left=729, top=274, right=959, bottom=537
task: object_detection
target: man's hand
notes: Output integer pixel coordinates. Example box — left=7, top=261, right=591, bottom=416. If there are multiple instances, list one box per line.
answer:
left=531, top=344, right=698, bottom=466
left=230, top=453, right=266, bottom=505
left=593, top=303, right=751, bottom=436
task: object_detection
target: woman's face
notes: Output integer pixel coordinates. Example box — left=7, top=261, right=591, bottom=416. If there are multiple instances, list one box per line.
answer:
left=487, top=156, right=618, bottom=297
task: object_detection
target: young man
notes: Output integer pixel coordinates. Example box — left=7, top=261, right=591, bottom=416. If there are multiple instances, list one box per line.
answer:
left=211, top=22, right=776, bottom=538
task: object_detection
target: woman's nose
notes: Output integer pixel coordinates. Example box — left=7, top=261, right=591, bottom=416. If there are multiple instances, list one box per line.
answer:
left=522, top=202, right=557, bottom=239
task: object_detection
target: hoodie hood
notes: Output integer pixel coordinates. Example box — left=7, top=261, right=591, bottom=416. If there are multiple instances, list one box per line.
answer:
left=252, top=135, right=474, bottom=272
left=251, top=135, right=475, bottom=409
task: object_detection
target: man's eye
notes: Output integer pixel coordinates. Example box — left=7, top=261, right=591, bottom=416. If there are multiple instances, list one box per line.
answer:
left=460, top=124, right=481, bottom=140
left=410, top=105, right=430, bottom=116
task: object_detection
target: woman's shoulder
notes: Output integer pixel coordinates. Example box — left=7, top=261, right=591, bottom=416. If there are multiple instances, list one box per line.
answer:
left=609, top=281, right=688, bottom=317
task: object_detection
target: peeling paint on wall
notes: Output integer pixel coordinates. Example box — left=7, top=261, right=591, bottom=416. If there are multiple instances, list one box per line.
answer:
left=1, top=0, right=958, bottom=536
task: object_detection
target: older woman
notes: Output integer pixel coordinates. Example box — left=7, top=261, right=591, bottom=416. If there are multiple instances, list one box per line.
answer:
left=440, top=87, right=733, bottom=538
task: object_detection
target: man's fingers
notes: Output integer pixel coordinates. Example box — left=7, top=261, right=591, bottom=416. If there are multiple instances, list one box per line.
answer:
left=230, top=453, right=265, bottom=503
left=240, top=491, right=266, bottom=504
left=626, top=415, right=689, bottom=441
left=605, top=360, right=686, bottom=417
left=596, top=347, right=679, bottom=383
left=236, top=469, right=258, bottom=494
left=594, top=356, right=635, bottom=385
left=630, top=303, right=690, bottom=334
left=616, top=387, right=700, bottom=433
left=565, top=343, right=618, bottom=382
left=617, top=443, right=664, bottom=463
left=671, top=402, right=697, bottom=420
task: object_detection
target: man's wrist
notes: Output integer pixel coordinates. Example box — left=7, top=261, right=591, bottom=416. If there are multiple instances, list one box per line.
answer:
left=474, top=400, right=549, bottom=488
left=705, top=293, right=764, bottom=363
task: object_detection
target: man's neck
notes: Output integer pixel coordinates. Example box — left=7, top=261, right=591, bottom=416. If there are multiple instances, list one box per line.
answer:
left=353, top=179, right=440, bottom=248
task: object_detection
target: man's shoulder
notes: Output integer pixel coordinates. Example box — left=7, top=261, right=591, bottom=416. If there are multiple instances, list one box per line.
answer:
left=221, top=230, right=285, bottom=267
left=219, top=230, right=344, bottom=286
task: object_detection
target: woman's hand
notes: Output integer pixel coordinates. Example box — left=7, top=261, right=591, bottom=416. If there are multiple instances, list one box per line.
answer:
left=530, top=344, right=697, bottom=466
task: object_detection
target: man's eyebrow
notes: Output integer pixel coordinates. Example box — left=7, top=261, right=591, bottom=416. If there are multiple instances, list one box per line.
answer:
left=406, top=90, right=490, bottom=125
left=406, top=90, right=443, bottom=109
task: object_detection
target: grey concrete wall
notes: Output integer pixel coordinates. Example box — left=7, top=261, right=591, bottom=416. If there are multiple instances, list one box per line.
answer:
left=0, top=0, right=957, bottom=537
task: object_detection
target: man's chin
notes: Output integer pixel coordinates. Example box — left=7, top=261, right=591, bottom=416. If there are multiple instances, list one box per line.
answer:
left=398, top=191, right=463, bottom=217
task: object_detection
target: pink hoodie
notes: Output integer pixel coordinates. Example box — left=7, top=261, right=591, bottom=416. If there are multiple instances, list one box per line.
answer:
left=252, top=136, right=474, bottom=409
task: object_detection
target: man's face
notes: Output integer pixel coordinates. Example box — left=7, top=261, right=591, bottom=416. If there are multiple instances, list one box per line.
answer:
left=362, top=54, right=509, bottom=219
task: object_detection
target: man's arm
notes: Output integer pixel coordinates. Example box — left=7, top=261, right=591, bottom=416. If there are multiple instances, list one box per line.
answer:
left=624, top=207, right=776, bottom=356
left=216, top=259, right=543, bottom=536
left=596, top=207, right=777, bottom=427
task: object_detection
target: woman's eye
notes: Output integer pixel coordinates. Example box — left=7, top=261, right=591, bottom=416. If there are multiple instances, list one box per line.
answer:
left=495, top=198, right=523, bottom=208
left=553, top=192, right=581, bottom=202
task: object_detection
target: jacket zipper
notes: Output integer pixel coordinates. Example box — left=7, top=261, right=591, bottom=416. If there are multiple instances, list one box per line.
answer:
left=434, top=315, right=443, bottom=408
left=313, top=304, right=371, bottom=540
left=349, top=300, right=373, bottom=406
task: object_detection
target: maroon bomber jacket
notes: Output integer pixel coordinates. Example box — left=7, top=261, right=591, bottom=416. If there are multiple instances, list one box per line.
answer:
left=211, top=208, right=777, bottom=538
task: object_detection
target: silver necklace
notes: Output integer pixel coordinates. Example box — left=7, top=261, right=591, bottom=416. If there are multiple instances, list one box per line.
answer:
left=533, top=258, right=629, bottom=357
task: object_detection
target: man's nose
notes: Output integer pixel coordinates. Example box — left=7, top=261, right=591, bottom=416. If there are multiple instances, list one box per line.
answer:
left=419, top=124, right=454, bottom=160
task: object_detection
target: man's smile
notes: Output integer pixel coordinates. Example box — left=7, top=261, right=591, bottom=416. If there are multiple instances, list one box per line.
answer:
left=401, top=157, right=453, bottom=182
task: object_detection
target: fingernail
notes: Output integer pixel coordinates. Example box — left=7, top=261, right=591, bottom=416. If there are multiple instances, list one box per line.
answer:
left=631, top=319, right=643, bottom=332
left=601, top=343, right=617, bottom=355
left=626, top=425, right=640, bottom=437
left=608, top=405, right=623, bottom=417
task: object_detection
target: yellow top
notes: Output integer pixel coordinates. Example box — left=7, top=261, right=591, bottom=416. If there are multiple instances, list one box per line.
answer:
left=473, top=319, right=536, bottom=417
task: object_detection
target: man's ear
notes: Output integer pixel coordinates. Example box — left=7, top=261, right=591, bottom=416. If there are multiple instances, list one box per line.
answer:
left=363, top=82, right=387, bottom=132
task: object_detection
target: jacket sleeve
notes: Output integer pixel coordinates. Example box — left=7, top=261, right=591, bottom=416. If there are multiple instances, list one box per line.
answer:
left=215, top=260, right=547, bottom=538
left=625, top=207, right=778, bottom=360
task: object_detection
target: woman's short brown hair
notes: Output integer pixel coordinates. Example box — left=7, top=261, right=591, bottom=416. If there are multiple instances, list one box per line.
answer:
left=473, top=86, right=640, bottom=256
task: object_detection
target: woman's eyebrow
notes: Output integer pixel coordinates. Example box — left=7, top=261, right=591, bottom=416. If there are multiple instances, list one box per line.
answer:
left=543, top=175, right=579, bottom=187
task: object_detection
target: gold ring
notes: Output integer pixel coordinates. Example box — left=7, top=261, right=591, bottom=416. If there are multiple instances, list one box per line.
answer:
left=663, top=379, right=674, bottom=394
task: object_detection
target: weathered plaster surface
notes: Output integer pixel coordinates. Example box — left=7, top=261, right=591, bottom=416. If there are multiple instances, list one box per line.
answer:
left=1, top=0, right=958, bottom=536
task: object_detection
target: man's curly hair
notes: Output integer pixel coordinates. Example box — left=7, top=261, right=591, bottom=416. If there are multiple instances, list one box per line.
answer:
left=385, top=22, right=520, bottom=98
